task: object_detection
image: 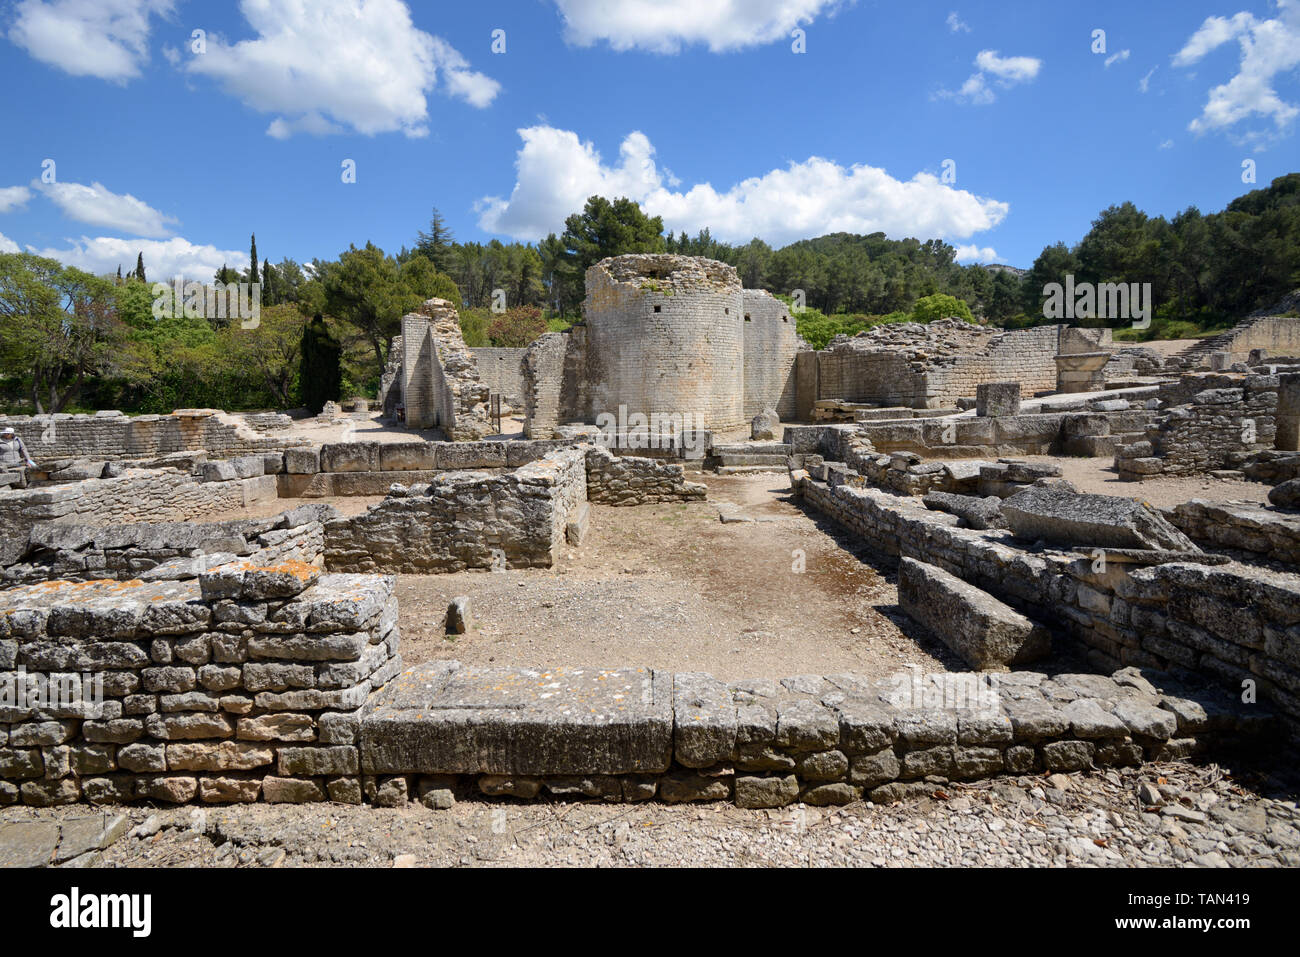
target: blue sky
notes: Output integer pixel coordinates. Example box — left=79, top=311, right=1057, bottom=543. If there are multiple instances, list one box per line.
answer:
left=0, top=0, right=1297, bottom=281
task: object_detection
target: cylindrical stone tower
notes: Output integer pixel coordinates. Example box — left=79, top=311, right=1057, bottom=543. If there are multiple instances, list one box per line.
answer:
left=582, top=255, right=746, bottom=432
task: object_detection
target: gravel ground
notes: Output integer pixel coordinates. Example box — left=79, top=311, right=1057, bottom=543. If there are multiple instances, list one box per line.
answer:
left=3, top=760, right=1296, bottom=868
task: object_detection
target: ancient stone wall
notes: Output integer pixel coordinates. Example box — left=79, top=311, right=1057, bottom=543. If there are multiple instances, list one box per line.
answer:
left=1184, top=317, right=1300, bottom=365
left=584, top=447, right=707, bottom=506
left=809, top=323, right=1063, bottom=411
left=0, top=470, right=279, bottom=567
left=322, top=448, right=588, bottom=573
left=742, top=290, right=802, bottom=421
left=0, top=410, right=306, bottom=463
left=1, top=505, right=335, bottom=586
left=398, top=300, right=493, bottom=439
left=470, top=348, right=528, bottom=407
left=1115, top=374, right=1278, bottom=480
left=583, top=256, right=746, bottom=432
left=0, top=563, right=400, bottom=807
left=793, top=467, right=1300, bottom=739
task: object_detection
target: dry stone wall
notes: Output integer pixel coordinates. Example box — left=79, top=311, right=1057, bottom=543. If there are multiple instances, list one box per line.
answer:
left=793, top=466, right=1300, bottom=740
left=0, top=563, right=400, bottom=807
left=398, top=300, right=493, bottom=439
left=0, top=410, right=306, bottom=463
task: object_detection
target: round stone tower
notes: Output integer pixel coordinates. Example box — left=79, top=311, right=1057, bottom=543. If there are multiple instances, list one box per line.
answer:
left=582, top=254, right=746, bottom=432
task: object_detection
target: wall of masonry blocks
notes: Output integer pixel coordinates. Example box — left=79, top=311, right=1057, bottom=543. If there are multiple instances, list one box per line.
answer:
left=0, top=469, right=278, bottom=567
left=792, top=457, right=1300, bottom=740
left=741, top=289, right=802, bottom=421
left=809, top=325, right=1063, bottom=411
left=1115, top=374, right=1279, bottom=480
left=1, top=504, right=335, bottom=586
left=0, top=563, right=400, bottom=807
left=0, top=410, right=305, bottom=463
left=470, top=347, right=528, bottom=406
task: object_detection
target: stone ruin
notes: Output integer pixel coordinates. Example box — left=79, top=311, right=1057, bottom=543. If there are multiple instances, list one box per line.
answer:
left=3, top=256, right=1300, bottom=814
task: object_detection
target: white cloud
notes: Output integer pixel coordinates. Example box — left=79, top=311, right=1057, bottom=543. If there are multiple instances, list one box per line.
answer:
left=946, top=11, right=970, bottom=33
left=477, top=126, right=1009, bottom=248
left=1159, top=139, right=1175, bottom=149
left=939, top=49, right=1042, bottom=104
left=551, top=0, right=846, bottom=53
left=25, top=236, right=248, bottom=280
left=0, top=233, right=19, bottom=254
left=184, top=0, right=500, bottom=138
left=954, top=244, right=998, bottom=263
left=1172, top=0, right=1300, bottom=142
left=0, top=187, right=33, bottom=213
left=8, top=0, right=174, bottom=83
left=1105, top=49, right=1131, bottom=68
left=33, top=180, right=177, bottom=237
left=1139, top=66, right=1157, bottom=92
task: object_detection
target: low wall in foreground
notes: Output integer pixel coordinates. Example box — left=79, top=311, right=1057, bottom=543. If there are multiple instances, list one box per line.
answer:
left=0, top=564, right=400, bottom=807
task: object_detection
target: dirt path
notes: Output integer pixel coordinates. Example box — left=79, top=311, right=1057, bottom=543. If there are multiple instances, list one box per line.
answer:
left=395, top=474, right=962, bottom=681
left=1006, top=455, right=1272, bottom=510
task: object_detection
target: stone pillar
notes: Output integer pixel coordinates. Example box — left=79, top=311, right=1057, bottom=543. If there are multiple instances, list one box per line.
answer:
left=1277, top=372, right=1300, bottom=451
left=1054, top=353, right=1110, bottom=394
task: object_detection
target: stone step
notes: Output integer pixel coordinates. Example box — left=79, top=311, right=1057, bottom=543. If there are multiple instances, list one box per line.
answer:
left=716, top=454, right=791, bottom=467
left=711, top=443, right=792, bottom=456
left=716, top=465, right=789, bottom=475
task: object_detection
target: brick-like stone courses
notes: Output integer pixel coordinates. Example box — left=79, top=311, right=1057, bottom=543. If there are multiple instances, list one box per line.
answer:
left=322, top=448, right=589, bottom=573
left=1, top=505, right=335, bottom=586
left=0, top=410, right=307, bottom=463
left=0, top=563, right=400, bottom=807
left=354, top=659, right=1261, bottom=809
left=0, top=470, right=279, bottom=567
left=741, top=289, right=803, bottom=422
left=399, top=300, right=494, bottom=439
left=812, top=322, right=1063, bottom=410
left=792, top=470, right=1300, bottom=740
left=1115, top=374, right=1278, bottom=480
left=584, top=255, right=746, bottom=432
left=470, top=347, right=528, bottom=407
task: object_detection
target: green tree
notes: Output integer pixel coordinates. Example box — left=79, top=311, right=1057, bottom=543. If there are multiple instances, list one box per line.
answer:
left=912, top=293, right=974, bottom=323
left=559, top=196, right=665, bottom=302
left=0, top=253, right=124, bottom=412
left=415, top=207, right=455, bottom=273
left=298, top=313, right=342, bottom=413
left=317, top=242, right=424, bottom=371
left=134, top=252, right=146, bottom=284
left=246, top=233, right=260, bottom=286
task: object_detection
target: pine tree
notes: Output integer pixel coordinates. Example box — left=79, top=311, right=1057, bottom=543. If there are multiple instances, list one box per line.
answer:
left=415, top=208, right=454, bottom=272
left=115, top=265, right=122, bottom=285
left=135, top=253, right=146, bottom=283
left=262, top=258, right=276, bottom=304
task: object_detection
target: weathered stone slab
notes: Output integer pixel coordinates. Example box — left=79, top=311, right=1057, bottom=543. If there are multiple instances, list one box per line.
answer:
left=360, top=661, right=673, bottom=775
left=898, top=558, right=1050, bottom=670
left=1002, top=486, right=1200, bottom=552
left=923, top=491, right=1006, bottom=530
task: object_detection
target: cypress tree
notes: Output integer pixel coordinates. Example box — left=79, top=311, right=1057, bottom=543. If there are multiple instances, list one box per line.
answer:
left=298, top=313, right=342, bottom=414
left=248, top=234, right=260, bottom=286
left=135, top=253, right=146, bottom=283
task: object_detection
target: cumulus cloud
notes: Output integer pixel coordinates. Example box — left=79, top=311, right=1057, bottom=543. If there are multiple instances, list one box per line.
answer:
left=946, top=11, right=971, bottom=33
left=1173, top=0, right=1300, bottom=142
left=184, top=0, right=500, bottom=138
left=0, top=233, right=19, bottom=254
left=477, top=126, right=1008, bottom=248
left=954, top=244, right=999, bottom=263
left=33, top=180, right=177, bottom=237
left=25, top=236, right=248, bottom=280
left=938, top=49, right=1042, bottom=104
left=551, top=0, right=846, bottom=53
left=8, top=0, right=174, bottom=82
left=0, top=187, right=33, bottom=213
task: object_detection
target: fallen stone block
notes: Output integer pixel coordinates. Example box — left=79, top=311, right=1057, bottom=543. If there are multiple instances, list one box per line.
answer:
left=922, top=491, right=1006, bottom=530
left=898, top=558, right=1050, bottom=670
left=1002, top=485, right=1200, bottom=552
